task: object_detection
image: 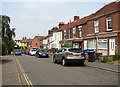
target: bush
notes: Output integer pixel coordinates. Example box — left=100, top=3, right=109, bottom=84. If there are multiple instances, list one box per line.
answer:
left=113, top=53, right=120, bottom=61
left=109, top=61, right=114, bottom=64
left=101, top=56, right=108, bottom=63
left=108, top=58, right=114, bottom=64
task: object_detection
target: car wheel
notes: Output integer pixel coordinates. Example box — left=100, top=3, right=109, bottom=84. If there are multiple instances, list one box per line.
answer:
left=62, top=59, right=66, bottom=66
left=37, top=54, right=40, bottom=58
left=53, top=56, right=57, bottom=63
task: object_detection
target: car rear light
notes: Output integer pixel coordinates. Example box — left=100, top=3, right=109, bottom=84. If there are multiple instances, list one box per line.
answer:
left=65, top=52, right=73, bottom=55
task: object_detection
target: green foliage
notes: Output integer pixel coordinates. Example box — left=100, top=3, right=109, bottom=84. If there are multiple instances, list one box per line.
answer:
left=109, top=61, right=114, bottom=64
left=0, top=15, right=16, bottom=55
left=113, top=53, right=120, bottom=61
left=101, top=56, right=108, bottom=63
left=108, top=58, right=114, bottom=64
left=100, top=56, right=115, bottom=64
left=0, top=40, right=7, bottom=55
left=61, top=43, right=72, bottom=48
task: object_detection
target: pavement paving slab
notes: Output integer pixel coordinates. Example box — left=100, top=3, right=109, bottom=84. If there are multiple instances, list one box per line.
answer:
left=85, top=60, right=119, bottom=73
left=2, top=55, right=21, bottom=85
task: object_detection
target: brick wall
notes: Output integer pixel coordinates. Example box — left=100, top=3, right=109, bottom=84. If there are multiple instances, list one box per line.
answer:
left=31, top=37, right=40, bottom=49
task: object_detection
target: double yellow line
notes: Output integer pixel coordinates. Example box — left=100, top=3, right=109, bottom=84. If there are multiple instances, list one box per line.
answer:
left=15, top=56, right=34, bottom=87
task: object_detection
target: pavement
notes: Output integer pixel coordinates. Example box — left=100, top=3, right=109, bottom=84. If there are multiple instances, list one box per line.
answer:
left=1, top=55, right=119, bottom=85
left=85, top=60, right=119, bottom=73
left=1, top=55, right=22, bottom=86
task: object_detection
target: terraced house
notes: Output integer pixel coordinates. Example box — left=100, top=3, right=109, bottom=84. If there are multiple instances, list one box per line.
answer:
left=85, top=1, right=120, bottom=56
left=43, top=1, right=120, bottom=56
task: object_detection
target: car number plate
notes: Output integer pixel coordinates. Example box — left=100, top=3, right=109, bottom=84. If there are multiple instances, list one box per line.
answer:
left=74, top=54, right=80, bottom=56
left=43, top=54, right=46, bottom=56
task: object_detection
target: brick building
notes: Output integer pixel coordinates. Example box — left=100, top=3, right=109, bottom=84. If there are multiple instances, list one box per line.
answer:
left=31, top=36, right=45, bottom=49
left=43, top=1, right=119, bottom=56
left=85, top=1, right=120, bottom=56
left=60, top=1, right=120, bottom=56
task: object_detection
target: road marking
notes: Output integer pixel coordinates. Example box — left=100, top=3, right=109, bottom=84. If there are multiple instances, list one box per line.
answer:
left=15, top=56, right=34, bottom=87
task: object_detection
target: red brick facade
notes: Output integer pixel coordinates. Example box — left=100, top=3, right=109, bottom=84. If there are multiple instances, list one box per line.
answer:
left=59, top=1, right=120, bottom=56
left=31, top=36, right=45, bottom=49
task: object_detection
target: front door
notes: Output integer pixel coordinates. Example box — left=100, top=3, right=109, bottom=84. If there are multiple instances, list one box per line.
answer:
left=109, top=39, right=115, bottom=55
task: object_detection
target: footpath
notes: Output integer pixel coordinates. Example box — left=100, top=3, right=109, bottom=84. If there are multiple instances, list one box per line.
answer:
left=1, top=55, right=22, bottom=86
left=85, top=60, right=119, bottom=73
left=1, top=55, right=119, bottom=85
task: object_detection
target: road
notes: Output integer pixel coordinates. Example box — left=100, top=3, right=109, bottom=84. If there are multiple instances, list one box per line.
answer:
left=16, top=54, right=118, bottom=85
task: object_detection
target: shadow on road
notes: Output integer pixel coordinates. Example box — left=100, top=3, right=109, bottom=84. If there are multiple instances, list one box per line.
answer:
left=54, top=62, right=86, bottom=67
left=0, top=59, right=13, bottom=64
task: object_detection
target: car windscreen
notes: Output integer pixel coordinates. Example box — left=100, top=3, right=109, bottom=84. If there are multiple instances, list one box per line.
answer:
left=31, top=49, right=36, bottom=51
left=68, top=49, right=82, bottom=53
left=39, top=50, right=47, bottom=52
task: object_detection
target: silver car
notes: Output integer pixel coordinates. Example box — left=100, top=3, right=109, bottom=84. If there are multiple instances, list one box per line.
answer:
left=53, top=48, right=86, bottom=66
left=29, top=49, right=37, bottom=56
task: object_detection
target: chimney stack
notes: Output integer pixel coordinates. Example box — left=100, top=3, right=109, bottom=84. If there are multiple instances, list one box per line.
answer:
left=74, top=16, right=79, bottom=21
left=58, top=22, right=65, bottom=29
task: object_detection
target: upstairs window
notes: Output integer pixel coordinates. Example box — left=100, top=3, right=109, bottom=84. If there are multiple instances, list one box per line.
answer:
left=73, top=28, right=76, bottom=38
left=106, top=17, right=112, bottom=31
left=94, top=20, right=99, bottom=33
left=64, top=30, right=66, bottom=39
left=78, top=26, right=82, bottom=37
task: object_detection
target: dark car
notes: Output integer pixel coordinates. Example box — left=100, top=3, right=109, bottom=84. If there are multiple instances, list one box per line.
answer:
left=15, top=50, right=22, bottom=55
left=36, top=50, right=49, bottom=58
left=53, top=48, right=86, bottom=66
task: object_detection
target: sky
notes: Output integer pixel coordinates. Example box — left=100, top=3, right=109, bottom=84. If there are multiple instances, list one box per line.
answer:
left=1, top=0, right=116, bottom=40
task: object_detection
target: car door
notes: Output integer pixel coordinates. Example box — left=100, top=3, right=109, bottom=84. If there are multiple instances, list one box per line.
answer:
left=56, top=49, right=63, bottom=61
left=54, top=49, right=61, bottom=60
left=58, top=49, right=65, bottom=61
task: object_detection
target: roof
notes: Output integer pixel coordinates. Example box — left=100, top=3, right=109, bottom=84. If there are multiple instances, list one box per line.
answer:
left=20, top=39, right=27, bottom=43
left=76, top=14, right=94, bottom=26
left=26, top=39, right=33, bottom=43
left=90, top=1, right=120, bottom=20
left=34, top=36, right=46, bottom=41
left=20, top=38, right=33, bottom=43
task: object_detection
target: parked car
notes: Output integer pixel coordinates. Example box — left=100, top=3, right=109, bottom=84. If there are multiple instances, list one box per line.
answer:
left=53, top=48, right=86, bottom=66
left=15, top=50, right=22, bottom=55
left=25, top=50, right=30, bottom=55
left=29, top=49, right=37, bottom=56
left=36, top=49, right=49, bottom=58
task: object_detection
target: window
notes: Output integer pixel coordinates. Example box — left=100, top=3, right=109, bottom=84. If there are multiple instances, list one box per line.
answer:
left=98, top=39, right=108, bottom=49
left=57, top=49, right=63, bottom=53
left=88, top=39, right=96, bottom=49
left=94, top=20, right=99, bottom=33
left=78, top=26, right=82, bottom=37
left=64, top=30, right=66, bottom=39
left=106, top=17, right=112, bottom=31
left=73, top=28, right=76, bottom=38
left=73, top=43, right=79, bottom=48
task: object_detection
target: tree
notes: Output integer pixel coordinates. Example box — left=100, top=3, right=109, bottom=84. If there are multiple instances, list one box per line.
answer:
left=0, top=15, right=16, bottom=55
left=61, top=43, right=72, bottom=48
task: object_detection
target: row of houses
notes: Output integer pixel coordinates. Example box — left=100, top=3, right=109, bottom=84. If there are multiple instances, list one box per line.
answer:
left=15, top=1, right=120, bottom=56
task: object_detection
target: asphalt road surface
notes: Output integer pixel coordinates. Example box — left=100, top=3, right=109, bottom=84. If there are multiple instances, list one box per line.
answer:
left=16, top=54, right=118, bottom=85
